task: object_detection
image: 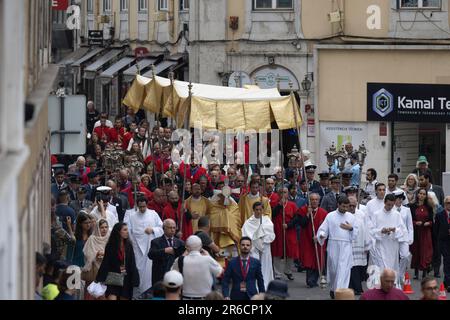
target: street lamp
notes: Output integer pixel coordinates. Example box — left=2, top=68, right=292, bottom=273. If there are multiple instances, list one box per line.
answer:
left=325, top=142, right=337, bottom=173
left=301, top=74, right=312, bottom=93
left=354, top=141, right=368, bottom=208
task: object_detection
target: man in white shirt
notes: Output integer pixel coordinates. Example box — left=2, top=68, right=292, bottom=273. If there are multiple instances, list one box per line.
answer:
left=393, top=190, right=414, bottom=284
left=364, top=168, right=378, bottom=201
left=172, top=235, right=223, bottom=299
left=369, top=194, right=407, bottom=288
left=386, top=174, right=408, bottom=206
left=90, top=195, right=118, bottom=231
left=317, top=195, right=358, bottom=299
left=93, top=112, right=113, bottom=130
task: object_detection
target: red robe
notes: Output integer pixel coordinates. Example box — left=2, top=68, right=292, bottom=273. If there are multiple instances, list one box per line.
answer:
left=267, top=192, right=280, bottom=209
left=122, top=132, right=133, bottom=150
left=297, top=205, right=327, bottom=270
left=94, top=126, right=110, bottom=142
left=122, top=184, right=153, bottom=208
left=107, top=127, right=125, bottom=143
left=179, top=162, right=208, bottom=183
left=147, top=199, right=166, bottom=218
left=162, top=202, right=193, bottom=242
left=271, top=201, right=299, bottom=259
left=155, top=158, right=172, bottom=173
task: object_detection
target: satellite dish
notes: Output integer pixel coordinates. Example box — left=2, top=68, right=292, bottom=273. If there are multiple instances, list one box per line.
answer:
left=228, top=71, right=252, bottom=88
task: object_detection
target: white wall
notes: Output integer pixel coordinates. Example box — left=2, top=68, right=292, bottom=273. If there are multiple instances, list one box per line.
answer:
left=365, top=122, right=391, bottom=184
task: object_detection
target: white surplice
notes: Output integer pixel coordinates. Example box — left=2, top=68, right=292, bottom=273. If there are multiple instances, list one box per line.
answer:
left=351, top=209, right=371, bottom=266
left=365, top=197, right=385, bottom=263
left=128, top=209, right=164, bottom=297
left=369, top=207, right=406, bottom=287
left=317, top=210, right=358, bottom=292
left=396, top=205, right=414, bottom=281
left=242, top=214, right=276, bottom=289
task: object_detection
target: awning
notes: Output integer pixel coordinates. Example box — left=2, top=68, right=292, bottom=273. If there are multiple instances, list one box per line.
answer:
left=71, top=47, right=104, bottom=67
left=123, top=58, right=157, bottom=82
left=57, top=47, right=90, bottom=66
left=99, top=56, right=135, bottom=84
left=84, top=49, right=123, bottom=80
left=142, top=60, right=178, bottom=78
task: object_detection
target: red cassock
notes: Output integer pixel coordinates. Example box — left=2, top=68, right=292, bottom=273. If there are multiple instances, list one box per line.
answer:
left=267, top=192, right=280, bottom=209
left=297, top=205, right=328, bottom=270
left=179, top=162, right=208, bottom=183
left=155, top=158, right=172, bottom=173
left=107, top=127, right=125, bottom=143
left=147, top=200, right=166, bottom=219
left=94, top=126, right=110, bottom=142
left=271, top=201, right=299, bottom=259
left=162, top=202, right=193, bottom=242
left=122, top=132, right=133, bottom=150
left=123, top=184, right=153, bottom=208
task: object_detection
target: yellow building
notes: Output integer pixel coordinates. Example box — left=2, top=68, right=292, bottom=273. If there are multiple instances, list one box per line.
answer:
left=0, top=0, right=56, bottom=299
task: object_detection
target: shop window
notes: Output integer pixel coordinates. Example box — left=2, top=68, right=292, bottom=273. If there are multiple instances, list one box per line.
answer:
left=253, top=0, right=293, bottom=10
left=399, top=0, right=441, bottom=9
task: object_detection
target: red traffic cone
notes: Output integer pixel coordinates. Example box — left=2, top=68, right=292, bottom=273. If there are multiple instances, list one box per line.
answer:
left=402, top=272, right=414, bottom=294
left=439, top=283, right=446, bottom=300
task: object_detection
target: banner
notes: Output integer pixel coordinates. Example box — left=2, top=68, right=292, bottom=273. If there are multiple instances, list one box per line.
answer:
left=52, top=0, right=69, bottom=10
left=319, top=122, right=368, bottom=172
left=367, top=83, right=450, bottom=122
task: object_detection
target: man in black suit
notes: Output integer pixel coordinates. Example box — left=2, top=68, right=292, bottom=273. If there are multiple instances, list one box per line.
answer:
left=320, top=176, right=344, bottom=212
left=148, top=219, right=185, bottom=286
left=222, top=237, right=265, bottom=300
left=436, top=196, right=450, bottom=291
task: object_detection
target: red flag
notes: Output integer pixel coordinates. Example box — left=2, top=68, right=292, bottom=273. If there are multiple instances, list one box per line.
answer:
left=52, top=0, right=69, bottom=11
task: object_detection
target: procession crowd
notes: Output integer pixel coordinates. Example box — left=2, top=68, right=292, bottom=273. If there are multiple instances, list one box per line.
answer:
left=37, top=103, right=450, bottom=301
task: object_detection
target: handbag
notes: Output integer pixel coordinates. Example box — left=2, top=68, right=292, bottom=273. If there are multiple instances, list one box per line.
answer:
left=105, top=246, right=126, bottom=287
left=105, top=272, right=125, bottom=287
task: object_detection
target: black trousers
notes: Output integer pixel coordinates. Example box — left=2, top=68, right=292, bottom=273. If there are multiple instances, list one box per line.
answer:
left=306, top=268, right=319, bottom=287
left=432, top=228, right=442, bottom=274
left=349, top=266, right=365, bottom=294
left=440, top=240, right=450, bottom=287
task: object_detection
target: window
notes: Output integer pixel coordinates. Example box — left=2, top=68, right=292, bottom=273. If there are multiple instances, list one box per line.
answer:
left=138, top=0, right=148, bottom=11
left=180, top=0, right=189, bottom=11
left=399, top=0, right=441, bottom=8
left=120, top=0, right=128, bottom=12
left=159, top=0, right=169, bottom=11
left=87, top=0, right=93, bottom=13
left=103, top=0, right=111, bottom=12
left=253, top=0, right=293, bottom=10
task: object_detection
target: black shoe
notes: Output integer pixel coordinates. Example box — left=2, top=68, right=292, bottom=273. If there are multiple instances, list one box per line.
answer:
left=422, top=270, right=427, bottom=279
left=330, top=291, right=335, bottom=299
left=354, top=291, right=363, bottom=296
left=414, top=270, right=419, bottom=280
left=447, top=287, right=450, bottom=293
left=285, top=273, right=294, bottom=281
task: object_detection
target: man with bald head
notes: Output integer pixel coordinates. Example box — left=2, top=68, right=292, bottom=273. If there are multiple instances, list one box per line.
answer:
left=162, top=191, right=193, bottom=241
left=360, top=268, right=409, bottom=300
left=68, top=156, right=91, bottom=184
left=265, top=178, right=279, bottom=209
left=148, top=188, right=167, bottom=218
left=149, top=219, right=185, bottom=285
left=185, top=183, right=210, bottom=233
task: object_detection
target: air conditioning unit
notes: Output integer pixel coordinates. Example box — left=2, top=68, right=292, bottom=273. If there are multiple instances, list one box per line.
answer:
left=328, top=10, right=342, bottom=23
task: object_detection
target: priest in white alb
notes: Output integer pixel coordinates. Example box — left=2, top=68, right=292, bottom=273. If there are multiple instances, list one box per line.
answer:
left=317, top=196, right=358, bottom=299
left=369, top=194, right=407, bottom=288
left=242, top=201, right=276, bottom=289
left=128, top=197, right=164, bottom=298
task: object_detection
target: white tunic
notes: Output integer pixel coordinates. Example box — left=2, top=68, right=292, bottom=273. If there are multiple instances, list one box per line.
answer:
left=242, top=215, right=276, bottom=289
left=90, top=207, right=118, bottom=232
left=369, top=208, right=406, bottom=285
left=128, top=209, right=164, bottom=296
left=396, top=205, right=414, bottom=245
left=365, top=197, right=385, bottom=255
left=317, top=210, right=358, bottom=292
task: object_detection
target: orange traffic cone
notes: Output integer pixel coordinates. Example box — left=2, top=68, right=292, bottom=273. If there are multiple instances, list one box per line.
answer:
left=439, top=283, right=446, bottom=300
left=403, top=272, right=414, bottom=294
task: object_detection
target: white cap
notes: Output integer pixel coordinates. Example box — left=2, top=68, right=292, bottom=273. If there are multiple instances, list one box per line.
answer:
left=163, top=270, right=183, bottom=289
left=97, top=186, right=112, bottom=192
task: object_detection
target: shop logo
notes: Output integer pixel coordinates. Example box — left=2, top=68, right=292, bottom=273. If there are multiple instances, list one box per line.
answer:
left=372, top=88, right=393, bottom=118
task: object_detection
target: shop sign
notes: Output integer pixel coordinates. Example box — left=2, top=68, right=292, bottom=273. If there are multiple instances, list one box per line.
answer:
left=368, top=83, right=450, bottom=122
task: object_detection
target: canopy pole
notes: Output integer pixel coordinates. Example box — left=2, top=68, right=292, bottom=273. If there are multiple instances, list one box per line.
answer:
left=152, top=64, right=166, bottom=188
left=179, top=81, right=192, bottom=239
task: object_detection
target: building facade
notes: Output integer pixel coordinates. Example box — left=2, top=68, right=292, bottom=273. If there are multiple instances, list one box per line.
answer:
left=0, top=0, right=56, bottom=299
